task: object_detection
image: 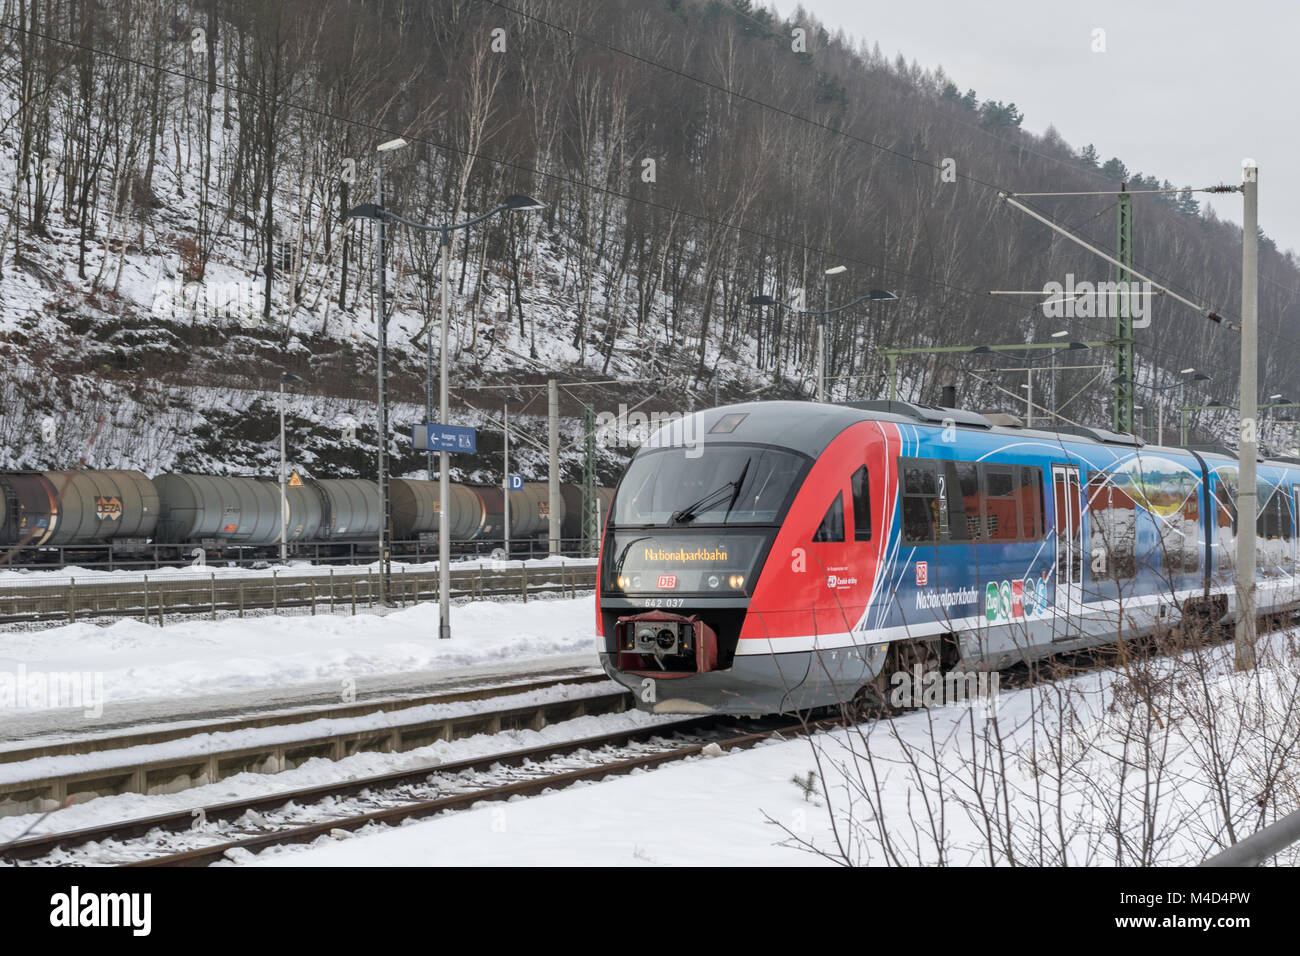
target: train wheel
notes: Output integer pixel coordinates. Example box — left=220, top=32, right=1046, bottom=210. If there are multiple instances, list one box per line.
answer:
left=843, top=681, right=890, bottom=723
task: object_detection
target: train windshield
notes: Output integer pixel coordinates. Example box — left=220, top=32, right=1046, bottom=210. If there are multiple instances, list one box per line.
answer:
left=611, top=444, right=807, bottom=527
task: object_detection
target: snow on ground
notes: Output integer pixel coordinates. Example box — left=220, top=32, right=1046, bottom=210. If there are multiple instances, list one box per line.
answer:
left=0, top=555, right=596, bottom=587
left=0, top=680, right=624, bottom=788
left=247, top=633, right=1300, bottom=867
left=0, top=594, right=599, bottom=711
left=0, top=701, right=679, bottom=848
left=249, top=731, right=829, bottom=867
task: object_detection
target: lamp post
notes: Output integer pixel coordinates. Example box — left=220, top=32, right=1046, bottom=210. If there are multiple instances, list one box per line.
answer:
left=347, top=189, right=544, bottom=639
left=278, top=371, right=303, bottom=564
left=821, top=265, right=847, bottom=402
left=1237, top=161, right=1260, bottom=668
left=746, top=287, right=897, bottom=403
left=373, top=137, right=407, bottom=604
left=1049, top=329, right=1068, bottom=420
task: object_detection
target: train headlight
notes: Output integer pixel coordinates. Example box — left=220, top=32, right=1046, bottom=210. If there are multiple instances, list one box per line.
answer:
left=617, top=575, right=631, bottom=589
left=728, top=574, right=745, bottom=589
left=707, top=574, right=720, bottom=589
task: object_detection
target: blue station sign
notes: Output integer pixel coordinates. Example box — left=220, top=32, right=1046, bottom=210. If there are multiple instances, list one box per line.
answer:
left=412, top=424, right=477, bottom=453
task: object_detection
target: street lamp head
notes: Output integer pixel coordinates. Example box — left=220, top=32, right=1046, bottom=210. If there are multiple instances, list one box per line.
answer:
left=1191, top=373, right=1211, bottom=383
left=504, top=194, right=545, bottom=211
left=868, top=289, right=898, bottom=301
left=1110, top=374, right=1129, bottom=385
left=279, top=372, right=303, bottom=384
left=970, top=345, right=993, bottom=354
left=345, top=202, right=383, bottom=219
left=747, top=294, right=779, bottom=307
left=1180, top=367, right=1196, bottom=374
left=1066, top=341, right=1090, bottom=351
left=824, top=265, right=848, bottom=276
left=377, top=137, right=408, bottom=153
left=1050, top=329, right=1069, bottom=338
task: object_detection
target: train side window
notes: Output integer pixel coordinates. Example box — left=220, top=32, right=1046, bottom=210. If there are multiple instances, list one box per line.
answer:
left=1086, top=471, right=1136, bottom=579
left=851, top=466, right=871, bottom=542
left=1219, top=474, right=1238, bottom=535
left=1257, top=489, right=1275, bottom=538
left=1258, top=487, right=1292, bottom=541
left=901, top=462, right=939, bottom=544
left=1019, top=467, right=1045, bottom=540
left=813, top=492, right=845, bottom=543
left=953, top=461, right=980, bottom=540
left=982, top=466, right=1020, bottom=541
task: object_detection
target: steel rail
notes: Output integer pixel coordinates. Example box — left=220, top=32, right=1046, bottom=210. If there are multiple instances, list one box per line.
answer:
left=0, top=680, right=629, bottom=818
left=2, top=717, right=796, bottom=865
left=131, top=719, right=802, bottom=867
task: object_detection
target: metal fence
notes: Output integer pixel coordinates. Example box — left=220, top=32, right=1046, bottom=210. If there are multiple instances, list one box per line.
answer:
left=0, top=536, right=603, bottom=572
left=0, top=562, right=598, bottom=626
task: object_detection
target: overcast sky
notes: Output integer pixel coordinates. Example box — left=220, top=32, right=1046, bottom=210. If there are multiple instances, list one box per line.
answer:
left=771, top=0, right=1297, bottom=255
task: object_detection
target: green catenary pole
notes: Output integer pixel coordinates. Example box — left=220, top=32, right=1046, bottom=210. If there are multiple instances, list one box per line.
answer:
left=1113, top=185, right=1135, bottom=434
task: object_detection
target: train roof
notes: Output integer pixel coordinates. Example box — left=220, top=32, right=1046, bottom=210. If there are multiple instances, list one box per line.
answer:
left=649, top=399, right=1294, bottom=470
left=640, top=401, right=910, bottom=459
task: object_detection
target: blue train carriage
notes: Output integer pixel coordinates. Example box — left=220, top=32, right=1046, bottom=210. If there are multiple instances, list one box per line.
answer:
left=1200, top=449, right=1300, bottom=620
left=596, top=398, right=1300, bottom=717
left=876, top=411, right=1221, bottom=672
left=1072, top=438, right=1209, bottom=632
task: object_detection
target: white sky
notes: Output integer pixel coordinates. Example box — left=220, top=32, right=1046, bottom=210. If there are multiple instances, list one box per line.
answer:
left=772, top=0, right=1297, bottom=255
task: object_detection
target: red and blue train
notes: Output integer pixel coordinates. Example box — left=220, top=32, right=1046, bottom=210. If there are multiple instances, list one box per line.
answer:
left=596, top=400, right=1298, bottom=714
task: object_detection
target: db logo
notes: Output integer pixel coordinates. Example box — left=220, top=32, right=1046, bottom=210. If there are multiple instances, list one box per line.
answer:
left=656, top=574, right=677, bottom=589
left=827, top=574, right=838, bottom=588
left=915, top=562, right=928, bottom=586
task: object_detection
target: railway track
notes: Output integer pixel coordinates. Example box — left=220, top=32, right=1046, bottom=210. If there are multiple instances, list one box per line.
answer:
left=0, top=563, right=596, bottom=626
left=4, top=609, right=1280, bottom=867
left=1, top=717, right=801, bottom=867
left=0, top=674, right=628, bottom=817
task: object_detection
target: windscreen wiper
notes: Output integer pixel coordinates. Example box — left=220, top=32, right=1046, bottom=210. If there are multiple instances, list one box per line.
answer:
left=612, top=535, right=651, bottom=577
left=670, top=459, right=751, bottom=525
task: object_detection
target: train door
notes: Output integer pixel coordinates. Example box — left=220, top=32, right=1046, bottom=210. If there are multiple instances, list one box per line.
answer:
left=1051, top=464, right=1084, bottom=630
left=1293, top=485, right=1300, bottom=591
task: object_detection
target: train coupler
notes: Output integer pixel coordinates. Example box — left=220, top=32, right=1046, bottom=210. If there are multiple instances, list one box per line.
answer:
left=615, top=610, right=718, bottom=675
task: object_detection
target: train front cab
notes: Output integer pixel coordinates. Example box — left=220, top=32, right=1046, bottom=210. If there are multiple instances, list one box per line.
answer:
left=597, top=407, right=897, bottom=715
left=596, top=439, right=796, bottom=714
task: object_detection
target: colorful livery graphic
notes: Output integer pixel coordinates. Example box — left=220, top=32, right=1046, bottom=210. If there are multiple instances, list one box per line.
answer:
left=596, top=401, right=1300, bottom=714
